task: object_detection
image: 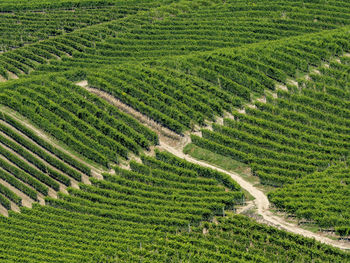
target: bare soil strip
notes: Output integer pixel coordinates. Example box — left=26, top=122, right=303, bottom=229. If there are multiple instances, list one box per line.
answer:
left=0, top=204, right=8, bottom=217
left=235, top=201, right=254, bottom=214
left=0, top=178, right=34, bottom=208
left=76, top=81, right=181, bottom=142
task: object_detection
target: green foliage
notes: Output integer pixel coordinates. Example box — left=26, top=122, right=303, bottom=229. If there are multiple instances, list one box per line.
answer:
left=155, top=149, right=243, bottom=192
left=0, top=168, right=37, bottom=200
left=0, top=157, right=48, bottom=196
left=0, top=0, right=350, bottom=261
left=0, top=112, right=91, bottom=176
left=0, top=156, right=347, bottom=262
left=0, top=184, right=21, bottom=206
left=269, top=165, right=350, bottom=233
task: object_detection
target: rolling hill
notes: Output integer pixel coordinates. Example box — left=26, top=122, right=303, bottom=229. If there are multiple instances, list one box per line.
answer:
left=0, top=0, right=349, bottom=262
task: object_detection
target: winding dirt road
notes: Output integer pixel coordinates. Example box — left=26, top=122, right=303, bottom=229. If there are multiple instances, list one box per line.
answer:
left=83, top=81, right=350, bottom=250
left=159, top=139, right=350, bottom=250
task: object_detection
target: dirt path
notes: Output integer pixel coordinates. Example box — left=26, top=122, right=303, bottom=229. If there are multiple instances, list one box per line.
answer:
left=82, top=80, right=350, bottom=250
left=77, top=82, right=181, bottom=142
left=158, top=138, right=350, bottom=250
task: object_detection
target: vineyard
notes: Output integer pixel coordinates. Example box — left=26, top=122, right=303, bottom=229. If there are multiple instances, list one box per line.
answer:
left=190, top=39, right=350, bottom=236
left=0, top=150, right=348, bottom=262
left=0, top=0, right=350, bottom=261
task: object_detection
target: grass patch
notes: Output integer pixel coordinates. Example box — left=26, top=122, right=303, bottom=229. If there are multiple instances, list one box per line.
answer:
left=184, top=143, right=250, bottom=174
left=241, top=189, right=255, bottom=201
left=184, top=143, right=258, bottom=200
left=301, top=224, right=319, bottom=233
left=183, top=143, right=278, bottom=195
left=255, top=183, right=276, bottom=193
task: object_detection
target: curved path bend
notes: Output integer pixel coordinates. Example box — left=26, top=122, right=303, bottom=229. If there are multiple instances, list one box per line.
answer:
left=81, top=82, right=350, bottom=250
left=159, top=139, right=350, bottom=251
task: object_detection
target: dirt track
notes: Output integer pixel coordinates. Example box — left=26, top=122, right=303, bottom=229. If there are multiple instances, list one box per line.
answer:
left=159, top=138, right=350, bottom=250
left=83, top=80, right=350, bottom=250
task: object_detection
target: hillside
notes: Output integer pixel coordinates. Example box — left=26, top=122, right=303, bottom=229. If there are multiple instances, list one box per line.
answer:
left=0, top=0, right=350, bottom=262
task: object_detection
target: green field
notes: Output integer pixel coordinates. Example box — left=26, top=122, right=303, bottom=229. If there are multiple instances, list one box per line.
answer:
left=0, top=0, right=350, bottom=261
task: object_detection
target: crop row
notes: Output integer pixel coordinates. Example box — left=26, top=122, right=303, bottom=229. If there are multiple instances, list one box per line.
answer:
left=0, top=151, right=347, bottom=262
left=0, top=112, right=91, bottom=175
left=2, top=0, right=350, bottom=81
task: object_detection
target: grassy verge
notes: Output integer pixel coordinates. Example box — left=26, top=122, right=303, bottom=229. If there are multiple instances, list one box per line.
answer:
left=183, top=143, right=250, bottom=174
left=183, top=143, right=259, bottom=200
left=183, top=143, right=277, bottom=195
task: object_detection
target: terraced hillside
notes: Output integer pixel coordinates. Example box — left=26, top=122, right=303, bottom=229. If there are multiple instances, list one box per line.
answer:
left=190, top=41, right=350, bottom=236
left=0, top=0, right=171, bottom=51
left=0, top=0, right=350, bottom=262
left=2, top=0, right=350, bottom=79
left=1, top=152, right=348, bottom=262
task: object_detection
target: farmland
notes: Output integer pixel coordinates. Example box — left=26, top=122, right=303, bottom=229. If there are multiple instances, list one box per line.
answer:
left=0, top=0, right=350, bottom=262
